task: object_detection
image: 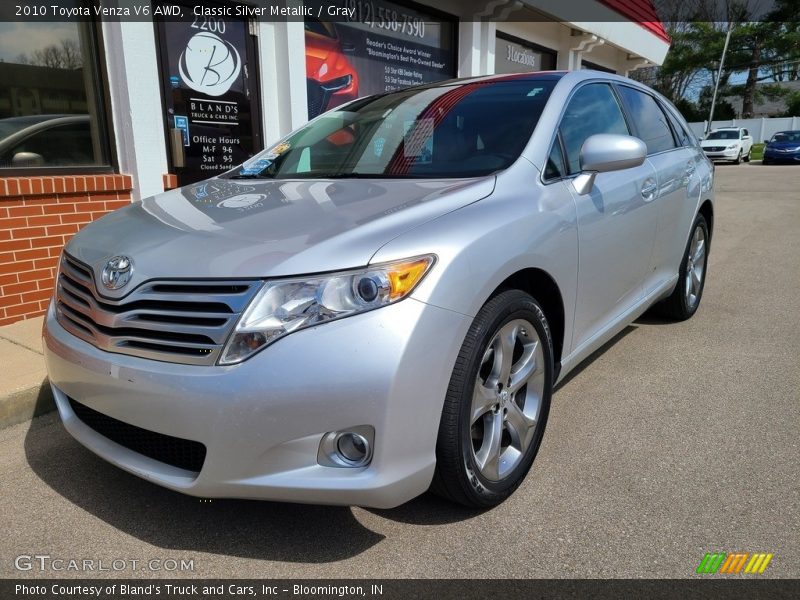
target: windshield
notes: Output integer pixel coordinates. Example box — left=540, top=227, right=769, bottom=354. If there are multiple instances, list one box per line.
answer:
left=228, top=79, right=556, bottom=179
left=706, top=130, right=740, bottom=140
left=770, top=131, right=800, bottom=143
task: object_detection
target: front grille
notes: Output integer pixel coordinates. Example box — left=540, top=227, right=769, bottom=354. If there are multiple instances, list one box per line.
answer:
left=68, top=397, right=206, bottom=473
left=307, top=79, right=331, bottom=119
left=705, top=146, right=726, bottom=152
left=55, top=253, right=261, bottom=365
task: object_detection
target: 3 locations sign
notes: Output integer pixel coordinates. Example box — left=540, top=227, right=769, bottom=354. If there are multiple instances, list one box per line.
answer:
left=304, top=0, right=456, bottom=118
left=495, top=33, right=557, bottom=74
left=155, top=1, right=262, bottom=185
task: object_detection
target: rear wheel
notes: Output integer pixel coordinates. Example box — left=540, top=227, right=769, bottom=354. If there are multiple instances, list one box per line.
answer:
left=432, top=290, right=553, bottom=508
left=654, top=214, right=709, bottom=321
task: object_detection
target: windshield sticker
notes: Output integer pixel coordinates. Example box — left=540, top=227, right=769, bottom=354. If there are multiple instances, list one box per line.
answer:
left=267, top=141, right=291, bottom=158
left=404, top=118, right=433, bottom=163
left=240, top=141, right=292, bottom=174
left=373, top=137, right=386, bottom=157
left=240, top=158, right=273, bottom=176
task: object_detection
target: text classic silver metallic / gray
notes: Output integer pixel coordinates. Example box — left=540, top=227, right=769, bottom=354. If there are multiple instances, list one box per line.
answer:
left=44, top=70, right=714, bottom=508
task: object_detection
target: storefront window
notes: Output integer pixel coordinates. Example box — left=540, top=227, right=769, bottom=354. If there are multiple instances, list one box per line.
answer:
left=304, top=1, right=457, bottom=119
left=495, top=32, right=557, bottom=74
left=0, top=17, right=111, bottom=171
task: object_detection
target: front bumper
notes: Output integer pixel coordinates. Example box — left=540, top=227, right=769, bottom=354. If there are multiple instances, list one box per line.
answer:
left=763, top=151, right=800, bottom=163
left=702, top=148, right=740, bottom=160
left=43, top=298, right=470, bottom=508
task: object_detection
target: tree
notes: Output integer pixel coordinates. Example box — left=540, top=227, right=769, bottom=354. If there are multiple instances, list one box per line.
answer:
left=635, top=0, right=800, bottom=118
left=785, top=91, right=800, bottom=116
left=15, top=39, right=82, bottom=69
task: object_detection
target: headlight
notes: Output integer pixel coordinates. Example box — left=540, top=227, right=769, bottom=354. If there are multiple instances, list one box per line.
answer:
left=321, top=74, right=353, bottom=92
left=726, top=143, right=738, bottom=149
left=219, top=255, right=436, bottom=365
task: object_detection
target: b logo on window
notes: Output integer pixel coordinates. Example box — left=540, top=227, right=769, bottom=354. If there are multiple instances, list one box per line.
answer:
left=178, top=32, right=241, bottom=97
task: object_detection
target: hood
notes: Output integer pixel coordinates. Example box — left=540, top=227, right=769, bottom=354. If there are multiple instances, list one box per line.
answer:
left=701, top=138, right=739, bottom=147
left=65, top=176, right=495, bottom=298
left=765, top=140, right=800, bottom=150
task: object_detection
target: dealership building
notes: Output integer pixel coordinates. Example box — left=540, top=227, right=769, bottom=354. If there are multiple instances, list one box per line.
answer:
left=0, top=0, right=669, bottom=325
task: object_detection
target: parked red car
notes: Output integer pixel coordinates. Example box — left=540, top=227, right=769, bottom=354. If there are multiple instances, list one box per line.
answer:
left=304, top=20, right=359, bottom=118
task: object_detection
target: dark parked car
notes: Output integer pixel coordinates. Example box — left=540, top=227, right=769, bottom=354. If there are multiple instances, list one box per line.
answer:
left=0, top=114, right=92, bottom=168
left=762, top=130, right=800, bottom=165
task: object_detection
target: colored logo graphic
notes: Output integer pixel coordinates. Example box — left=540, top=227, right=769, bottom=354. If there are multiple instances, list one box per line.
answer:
left=179, top=32, right=241, bottom=97
left=696, top=552, right=773, bottom=574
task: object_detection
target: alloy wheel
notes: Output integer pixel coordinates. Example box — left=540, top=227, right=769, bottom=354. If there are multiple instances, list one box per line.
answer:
left=470, top=319, right=545, bottom=482
left=685, top=225, right=706, bottom=309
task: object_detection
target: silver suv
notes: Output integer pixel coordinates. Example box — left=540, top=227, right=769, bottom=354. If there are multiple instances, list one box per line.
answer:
left=44, top=70, right=714, bottom=508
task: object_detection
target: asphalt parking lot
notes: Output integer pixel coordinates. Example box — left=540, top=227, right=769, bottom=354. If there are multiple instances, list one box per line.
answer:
left=1, top=163, right=798, bottom=579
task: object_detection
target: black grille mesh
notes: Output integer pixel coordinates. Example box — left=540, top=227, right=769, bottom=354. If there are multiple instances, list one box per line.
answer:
left=68, top=397, right=206, bottom=473
left=307, top=80, right=330, bottom=119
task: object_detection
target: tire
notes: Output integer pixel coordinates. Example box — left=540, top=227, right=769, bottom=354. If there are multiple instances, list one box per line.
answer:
left=744, top=148, right=751, bottom=162
left=431, top=290, right=553, bottom=508
left=654, top=214, right=710, bottom=321
left=763, top=158, right=771, bottom=165
left=733, top=150, right=742, bottom=164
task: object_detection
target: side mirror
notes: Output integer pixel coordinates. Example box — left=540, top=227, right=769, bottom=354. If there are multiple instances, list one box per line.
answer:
left=11, top=151, right=44, bottom=167
left=573, top=134, right=647, bottom=195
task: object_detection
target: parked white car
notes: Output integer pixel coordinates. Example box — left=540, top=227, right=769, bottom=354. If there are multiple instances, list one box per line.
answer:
left=701, top=127, right=753, bottom=164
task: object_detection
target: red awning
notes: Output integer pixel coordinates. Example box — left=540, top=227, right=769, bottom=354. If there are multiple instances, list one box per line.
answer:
left=600, top=0, right=670, bottom=43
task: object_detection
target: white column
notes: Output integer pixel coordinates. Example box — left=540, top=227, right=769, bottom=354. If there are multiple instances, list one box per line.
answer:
left=458, top=21, right=483, bottom=77
left=258, top=19, right=308, bottom=146
left=458, top=20, right=496, bottom=77
left=102, top=21, right=169, bottom=201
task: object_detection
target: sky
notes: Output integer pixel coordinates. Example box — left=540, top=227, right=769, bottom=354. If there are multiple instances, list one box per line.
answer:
left=0, top=22, right=80, bottom=63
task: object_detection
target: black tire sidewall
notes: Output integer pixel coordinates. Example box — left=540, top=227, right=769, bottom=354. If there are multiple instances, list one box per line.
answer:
left=456, top=291, right=553, bottom=504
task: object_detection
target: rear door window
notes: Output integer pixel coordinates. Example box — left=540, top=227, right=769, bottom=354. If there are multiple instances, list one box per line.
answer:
left=616, top=85, right=677, bottom=155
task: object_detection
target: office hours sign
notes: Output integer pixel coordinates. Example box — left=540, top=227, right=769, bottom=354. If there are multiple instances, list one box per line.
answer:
left=155, top=2, right=262, bottom=185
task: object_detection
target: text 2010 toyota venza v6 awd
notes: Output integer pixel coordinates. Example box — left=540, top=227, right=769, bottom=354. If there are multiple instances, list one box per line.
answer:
left=44, top=71, right=714, bottom=508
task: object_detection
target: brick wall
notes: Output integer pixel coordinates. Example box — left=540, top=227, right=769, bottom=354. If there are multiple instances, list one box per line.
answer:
left=0, top=175, right=133, bottom=326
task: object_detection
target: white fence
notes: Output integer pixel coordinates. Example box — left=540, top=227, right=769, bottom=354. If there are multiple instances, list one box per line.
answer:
left=687, top=116, right=800, bottom=142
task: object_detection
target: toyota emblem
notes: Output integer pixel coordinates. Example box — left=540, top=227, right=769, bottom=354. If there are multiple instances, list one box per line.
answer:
left=101, top=256, right=133, bottom=290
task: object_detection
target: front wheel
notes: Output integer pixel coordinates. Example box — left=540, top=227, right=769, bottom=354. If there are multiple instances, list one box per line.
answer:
left=654, top=214, right=709, bottom=321
left=431, top=290, right=553, bottom=508
left=744, top=148, right=751, bottom=162
left=733, top=149, right=742, bottom=164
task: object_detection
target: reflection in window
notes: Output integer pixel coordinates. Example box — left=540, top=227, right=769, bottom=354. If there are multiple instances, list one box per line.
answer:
left=559, top=83, right=629, bottom=174
left=616, top=86, right=677, bottom=154
left=0, top=19, right=109, bottom=170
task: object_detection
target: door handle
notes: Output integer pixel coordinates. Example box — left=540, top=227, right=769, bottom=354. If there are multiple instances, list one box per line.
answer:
left=641, top=178, right=657, bottom=201
left=169, top=129, right=186, bottom=168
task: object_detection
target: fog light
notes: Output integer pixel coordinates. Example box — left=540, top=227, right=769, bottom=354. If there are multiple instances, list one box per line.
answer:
left=317, top=425, right=374, bottom=468
left=337, top=433, right=370, bottom=465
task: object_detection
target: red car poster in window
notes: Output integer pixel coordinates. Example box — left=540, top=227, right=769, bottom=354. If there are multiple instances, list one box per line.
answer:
left=305, top=0, right=456, bottom=118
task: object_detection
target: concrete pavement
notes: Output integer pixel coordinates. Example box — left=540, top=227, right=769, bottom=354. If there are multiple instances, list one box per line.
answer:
left=1, top=163, right=797, bottom=579
left=0, top=316, right=52, bottom=429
